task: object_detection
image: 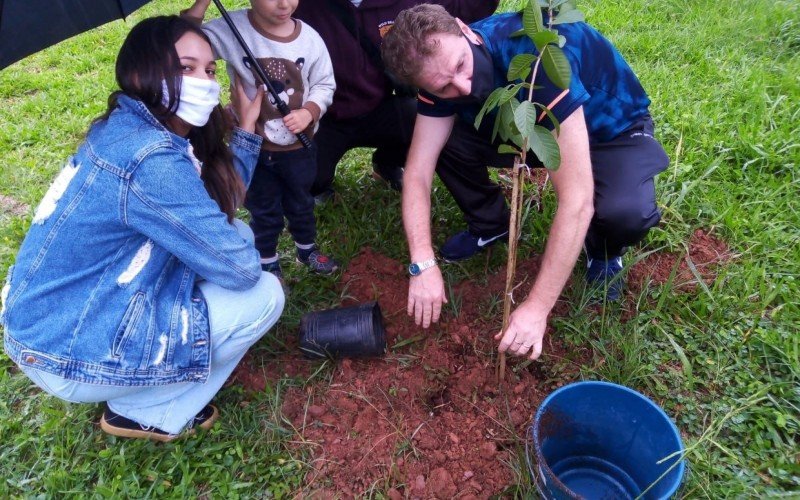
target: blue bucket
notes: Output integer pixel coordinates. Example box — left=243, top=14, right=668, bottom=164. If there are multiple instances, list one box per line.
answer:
left=528, top=381, right=685, bottom=499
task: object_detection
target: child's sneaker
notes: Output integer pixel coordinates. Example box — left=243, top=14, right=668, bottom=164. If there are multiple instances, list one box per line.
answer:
left=261, top=261, right=283, bottom=280
left=100, top=404, right=218, bottom=442
left=586, top=255, right=624, bottom=301
left=296, top=247, right=339, bottom=274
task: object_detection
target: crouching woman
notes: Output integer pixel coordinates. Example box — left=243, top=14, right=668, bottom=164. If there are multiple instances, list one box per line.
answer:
left=0, top=16, right=283, bottom=441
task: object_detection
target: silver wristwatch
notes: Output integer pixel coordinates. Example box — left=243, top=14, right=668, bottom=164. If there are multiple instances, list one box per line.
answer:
left=408, top=258, right=438, bottom=276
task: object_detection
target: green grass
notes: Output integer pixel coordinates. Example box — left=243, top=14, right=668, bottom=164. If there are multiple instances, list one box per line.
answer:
left=1, top=0, right=799, bottom=496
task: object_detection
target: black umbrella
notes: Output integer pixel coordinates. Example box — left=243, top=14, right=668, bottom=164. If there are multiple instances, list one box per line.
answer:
left=0, top=0, right=152, bottom=70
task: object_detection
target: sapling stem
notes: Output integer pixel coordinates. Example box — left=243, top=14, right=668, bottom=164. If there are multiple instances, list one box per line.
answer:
left=498, top=43, right=544, bottom=382
left=497, top=1, right=553, bottom=382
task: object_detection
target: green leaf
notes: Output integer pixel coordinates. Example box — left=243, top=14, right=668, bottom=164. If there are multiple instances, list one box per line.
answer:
left=656, top=324, right=695, bottom=390
left=499, top=100, right=522, bottom=145
left=507, top=54, right=536, bottom=81
left=532, top=30, right=560, bottom=52
left=510, top=28, right=526, bottom=38
left=555, top=1, right=574, bottom=12
left=522, top=0, right=544, bottom=37
left=491, top=109, right=503, bottom=142
left=474, top=87, right=508, bottom=128
left=534, top=103, right=561, bottom=135
left=553, top=9, right=585, bottom=24
left=495, top=102, right=513, bottom=142
left=514, top=100, right=537, bottom=139
left=528, top=125, right=561, bottom=170
left=500, top=83, right=526, bottom=105
left=540, top=45, right=571, bottom=89
left=498, top=144, right=520, bottom=155
left=536, top=0, right=548, bottom=7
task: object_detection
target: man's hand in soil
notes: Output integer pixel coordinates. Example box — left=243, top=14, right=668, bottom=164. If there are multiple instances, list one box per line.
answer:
left=408, top=266, right=448, bottom=328
left=495, top=301, right=548, bottom=359
left=283, top=108, right=313, bottom=134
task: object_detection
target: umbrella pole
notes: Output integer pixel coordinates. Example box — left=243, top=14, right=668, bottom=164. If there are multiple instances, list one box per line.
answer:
left=210, top=0, right=312, bottom=148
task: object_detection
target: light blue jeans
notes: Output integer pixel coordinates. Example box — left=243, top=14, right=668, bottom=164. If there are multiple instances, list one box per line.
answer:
left=21, top=221, right=285, bottom=434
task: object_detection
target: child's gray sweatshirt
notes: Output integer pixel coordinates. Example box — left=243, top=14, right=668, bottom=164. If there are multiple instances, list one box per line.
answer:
left=202, top=10, right=335, bottom=150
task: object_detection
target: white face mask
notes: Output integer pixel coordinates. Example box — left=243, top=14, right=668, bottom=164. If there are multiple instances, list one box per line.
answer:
left=162, top=76, right=221, bottom=127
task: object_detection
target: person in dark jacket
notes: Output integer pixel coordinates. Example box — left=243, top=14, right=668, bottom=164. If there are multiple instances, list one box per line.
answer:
left=294, top=0, right=499, bottom=200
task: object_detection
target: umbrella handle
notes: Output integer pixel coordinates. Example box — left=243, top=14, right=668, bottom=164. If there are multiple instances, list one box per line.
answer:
left=211, top=0, right=312, bottom=149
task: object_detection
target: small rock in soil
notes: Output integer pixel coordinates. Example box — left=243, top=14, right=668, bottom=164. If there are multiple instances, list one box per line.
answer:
left=468, top=479, right=483, bottom=492
left=480, top=441, right=498, bottom=457
left=308, top=405, right=326, bottom=417
left=413, top=474, right=426, bottom=494
left=427, top=468, right=457, bottom=499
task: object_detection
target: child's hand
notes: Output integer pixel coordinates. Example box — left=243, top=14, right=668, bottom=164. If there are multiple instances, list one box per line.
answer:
left=231, top=74, right=263, bottom=134
left=283, top=109, right=313, bottom=134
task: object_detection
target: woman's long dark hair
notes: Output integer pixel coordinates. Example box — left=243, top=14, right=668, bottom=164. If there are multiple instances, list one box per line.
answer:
left=96, top=16, right=244, bottom=221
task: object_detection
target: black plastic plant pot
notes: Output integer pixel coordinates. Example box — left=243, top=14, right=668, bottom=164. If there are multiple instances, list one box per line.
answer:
left=298, top=301, right=387, bottom=359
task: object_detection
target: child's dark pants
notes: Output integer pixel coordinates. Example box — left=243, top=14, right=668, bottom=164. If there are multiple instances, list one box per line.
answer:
left=245, top=144, right=318, bottom=258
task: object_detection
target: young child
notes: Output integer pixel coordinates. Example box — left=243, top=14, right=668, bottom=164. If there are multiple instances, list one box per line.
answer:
left=184, top=0, right=338, bottom=278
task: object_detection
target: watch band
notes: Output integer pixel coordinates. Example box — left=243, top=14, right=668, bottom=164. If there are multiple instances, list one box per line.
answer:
left=408, top=258, right=438, bottom=276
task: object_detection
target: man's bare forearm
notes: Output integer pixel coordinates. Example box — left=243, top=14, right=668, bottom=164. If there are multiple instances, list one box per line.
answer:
left=402, top=114, right=455, bottom=262
left=522, top=108, right=594, bottom=313
left=525, top=202, right=593, bottom=312
left=403, top=174, right=436, bottom=262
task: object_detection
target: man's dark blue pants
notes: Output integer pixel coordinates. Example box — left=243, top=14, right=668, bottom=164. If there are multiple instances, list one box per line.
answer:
left=435, top=114, right=670, bottom=259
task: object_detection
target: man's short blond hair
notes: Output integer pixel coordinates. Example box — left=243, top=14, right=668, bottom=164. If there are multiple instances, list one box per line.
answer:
left=381, top=4, right=462, bottom=86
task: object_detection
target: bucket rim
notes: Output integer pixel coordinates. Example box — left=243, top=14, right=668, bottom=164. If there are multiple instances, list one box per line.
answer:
left=530, top=380, right=686, bottom=497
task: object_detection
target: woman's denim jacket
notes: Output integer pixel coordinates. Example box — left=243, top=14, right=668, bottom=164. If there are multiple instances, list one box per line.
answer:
left=2, top=95, right=263, bottom=386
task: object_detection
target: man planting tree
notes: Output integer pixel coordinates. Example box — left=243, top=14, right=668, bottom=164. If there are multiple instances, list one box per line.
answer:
left=381, top=3, right=669, bottom=359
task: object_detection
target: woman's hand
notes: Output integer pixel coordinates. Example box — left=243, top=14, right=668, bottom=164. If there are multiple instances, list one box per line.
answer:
left=230, top=74, right=263, bottom=134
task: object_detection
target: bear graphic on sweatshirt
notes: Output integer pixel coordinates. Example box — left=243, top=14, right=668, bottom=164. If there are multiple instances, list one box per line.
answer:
left=247, top=56, right=306, bottom=146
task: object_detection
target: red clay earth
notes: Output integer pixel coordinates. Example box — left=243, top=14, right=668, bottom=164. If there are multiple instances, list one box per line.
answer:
left=229, top=229, right=729, bottom=498
left=628, top=229, right=732, bottom=293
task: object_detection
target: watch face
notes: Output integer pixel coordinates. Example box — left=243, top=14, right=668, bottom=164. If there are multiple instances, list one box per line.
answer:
left=408, top=263, right=420, bottom=276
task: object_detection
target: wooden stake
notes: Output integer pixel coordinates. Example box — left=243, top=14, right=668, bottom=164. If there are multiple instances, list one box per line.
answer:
left=498, top=156, right=524, bottom=382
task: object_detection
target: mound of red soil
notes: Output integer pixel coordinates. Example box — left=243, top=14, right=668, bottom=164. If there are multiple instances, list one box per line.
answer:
left=276, top=248, right=585, bottom=498
left=227, top=229, right=730, bottom=497
left=628, top=229, right=731, bottom=293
